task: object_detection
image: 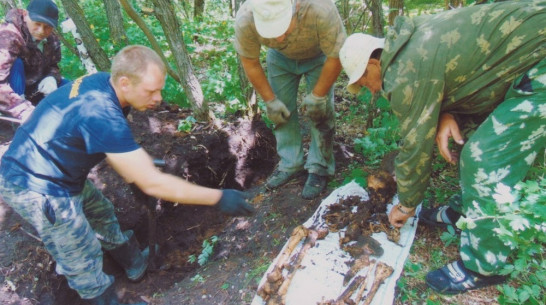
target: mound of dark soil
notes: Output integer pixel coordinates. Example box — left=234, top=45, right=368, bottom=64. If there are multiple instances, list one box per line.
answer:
left=0, top=100, right=357, bottom=305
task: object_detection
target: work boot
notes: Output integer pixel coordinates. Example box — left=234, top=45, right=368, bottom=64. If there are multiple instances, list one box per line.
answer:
left=87, top=283, right=147, bottom=305
left=108, top=230, right=149, bottom=282
left=265, top=169, right=304, bottom=190
left=301, top=173, right=328, bottom=199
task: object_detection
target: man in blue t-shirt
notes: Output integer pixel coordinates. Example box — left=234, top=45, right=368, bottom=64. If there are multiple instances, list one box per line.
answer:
left=0, top=45, right=254, bottom=305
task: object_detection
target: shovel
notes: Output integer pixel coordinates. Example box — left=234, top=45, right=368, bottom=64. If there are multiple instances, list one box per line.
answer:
left=129, top=158, right=166, bottom=271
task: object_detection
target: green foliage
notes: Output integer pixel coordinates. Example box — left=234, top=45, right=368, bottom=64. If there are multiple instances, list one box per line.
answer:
left=187, top=236, right=219, bottom=266
left=439, top=225, right=458, bottom=247
left=190, top=274, right=205, bottom=283
left=335, top=163, right=369, bottom=188
left=352, top=93, right=400, bottom=165
left=456, top=178, right=546, bottom=305
left=181, top=18, right=248, bottom=114
left=177, top=115, right=196, bottom=133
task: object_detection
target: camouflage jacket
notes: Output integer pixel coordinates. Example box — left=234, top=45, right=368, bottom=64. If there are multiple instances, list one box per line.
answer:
left=381, top=0, right=546, bottom=208
left=0, top=9, right=62, bottom=115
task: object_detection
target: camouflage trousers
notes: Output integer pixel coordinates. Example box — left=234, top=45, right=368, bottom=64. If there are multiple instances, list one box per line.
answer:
left=456, top=58, right=546, bottom=276
left=0, top=178, right=127, bottom=299
left=267, top=49, right=336, bottom=176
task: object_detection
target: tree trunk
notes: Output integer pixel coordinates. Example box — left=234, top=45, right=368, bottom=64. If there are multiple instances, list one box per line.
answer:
left=103, top=0, right=129, bottom=49
left=368, top=0, right=384, bottom=37
left=118, top=0, right=181, bottom=83
left=338, top=0, right=351, bottom=33
left=388, top=0, right=404, bottom=26
left=446, top=0, right=465, bottom=9
left=231, top=0, right=255, bottom=116
left=151, top=0, right=209, bottom=121
left=231, top=0, right=243, bottom=18
left=59, top=0, right=110, bottom=71
left=194, top=0, right=204, bottom=20
left=1, top=0, right=18, bottom=11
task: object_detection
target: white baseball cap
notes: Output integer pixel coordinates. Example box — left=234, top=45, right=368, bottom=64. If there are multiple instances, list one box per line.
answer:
left=250, top=0, right=293, bottom=39
left=339, top=33, right=385, bottom=94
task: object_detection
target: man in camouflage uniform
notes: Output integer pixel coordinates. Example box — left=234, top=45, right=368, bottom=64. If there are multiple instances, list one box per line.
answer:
left=234, top=0, right=346, bottom=199
left=339, top=0, right=545, bottom=295
left=0, top=0, right=65, bottom=121
left=0, top=45, right=254, bottom=305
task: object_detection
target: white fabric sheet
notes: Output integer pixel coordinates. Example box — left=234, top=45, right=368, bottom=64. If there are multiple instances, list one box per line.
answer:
left=251, top=181, right=421, bottom=305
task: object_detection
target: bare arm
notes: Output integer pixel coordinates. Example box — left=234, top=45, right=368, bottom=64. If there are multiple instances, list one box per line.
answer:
left=106, top=148, right=222, bottom=206
left=240, top=56, right=275, bottom=102
left=312, top=57, right=342, bottom=97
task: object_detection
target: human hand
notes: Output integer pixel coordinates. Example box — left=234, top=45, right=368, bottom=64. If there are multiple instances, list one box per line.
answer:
left=215, top=189, right=255, bottom=216
left=266, top=98, right=291, bottom=125
left=388, top=204, right=416, bottom=228
left=302, top=93, right=329, bottom=121
left=38, top=76, right=57, bottom=95
left=436, top=113, right=464, bottom=165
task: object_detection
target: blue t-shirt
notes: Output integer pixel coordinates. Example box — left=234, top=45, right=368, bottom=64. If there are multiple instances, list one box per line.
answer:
left=0, top=72, right=140, bottom=196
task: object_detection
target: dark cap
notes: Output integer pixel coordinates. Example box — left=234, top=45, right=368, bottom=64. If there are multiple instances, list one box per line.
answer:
left=27, top=0, right=59, bottom=28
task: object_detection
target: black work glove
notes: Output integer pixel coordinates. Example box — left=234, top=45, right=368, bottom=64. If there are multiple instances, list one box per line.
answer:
left=215, top=189, right=255, bottom=216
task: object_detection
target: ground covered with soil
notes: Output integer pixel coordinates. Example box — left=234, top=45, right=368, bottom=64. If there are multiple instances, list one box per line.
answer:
left=0, top=98, right=500, bottom=305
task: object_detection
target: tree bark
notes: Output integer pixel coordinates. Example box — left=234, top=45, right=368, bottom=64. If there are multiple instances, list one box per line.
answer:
left=59, top=0, right=110, bottom=71
left=151, top=0, right=209, bottom=121
left=388, top=0, right=404, bottom=26
left=368, top=0, right=385, bottom=37
left=194, top=0, right=204, bottom=20
left=231, top=0, right=255, bottom=116
left=1, top=0, right=18, bottom=11
left=446, top=0, right=465, bottom=9
left=118, top=0, right=181, bottom=83
left=103, top=0, right=129, bottom=49
left=338, top=0, right=351, bottom=33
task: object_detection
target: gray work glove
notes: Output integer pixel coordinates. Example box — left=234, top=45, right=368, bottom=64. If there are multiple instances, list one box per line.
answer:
left=266, top=98, right=291, bottom=125
left=302, top=93, right=329, bottom=122
left=38, top=76, right=58, bottom=96
left=215, top=189, right=255, bottom=216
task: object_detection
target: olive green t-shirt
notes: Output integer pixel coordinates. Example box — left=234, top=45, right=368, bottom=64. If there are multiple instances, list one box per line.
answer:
left=381, top=0, right=546, bottom=207
left=234, top=0, right=346, bottom=60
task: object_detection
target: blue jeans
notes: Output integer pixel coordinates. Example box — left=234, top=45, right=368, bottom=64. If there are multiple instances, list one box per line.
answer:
left=9, top=58, right=25, bottom=95
left=266, top=49, right=335, bottom=176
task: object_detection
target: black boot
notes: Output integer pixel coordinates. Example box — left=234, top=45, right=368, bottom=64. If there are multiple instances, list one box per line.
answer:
left=87, top=283, right=147, bottom=305
left=108, top=230, right=149, bottom=282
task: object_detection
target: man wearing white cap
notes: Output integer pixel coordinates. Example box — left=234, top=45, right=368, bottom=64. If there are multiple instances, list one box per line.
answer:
left=0, top=0, right=65, bottom=122
left=339, top=0, right=545, bottom=296
left=234, top=0, right=346, bottom=199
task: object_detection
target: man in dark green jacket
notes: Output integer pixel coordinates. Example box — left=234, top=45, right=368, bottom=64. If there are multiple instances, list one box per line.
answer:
left=340, top=0, right=545, bottom=295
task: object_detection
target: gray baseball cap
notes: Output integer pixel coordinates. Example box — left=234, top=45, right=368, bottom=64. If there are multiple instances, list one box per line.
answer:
left=27, top=0, right=59, bottom=28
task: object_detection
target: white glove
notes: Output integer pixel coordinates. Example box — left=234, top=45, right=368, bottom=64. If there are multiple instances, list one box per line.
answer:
left=38, top=76, right=58, bottom=96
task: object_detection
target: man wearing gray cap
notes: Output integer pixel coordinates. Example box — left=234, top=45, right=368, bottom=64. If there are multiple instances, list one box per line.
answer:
left=0, top=0, right=65, bottom=122
left=234, top=0, right=346, bottom=199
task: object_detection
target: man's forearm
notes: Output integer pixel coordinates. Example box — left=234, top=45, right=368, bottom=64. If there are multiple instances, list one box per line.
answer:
left=240, top=56, right=275, bottom=102
left=312, top=57, right=342, bottom=97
